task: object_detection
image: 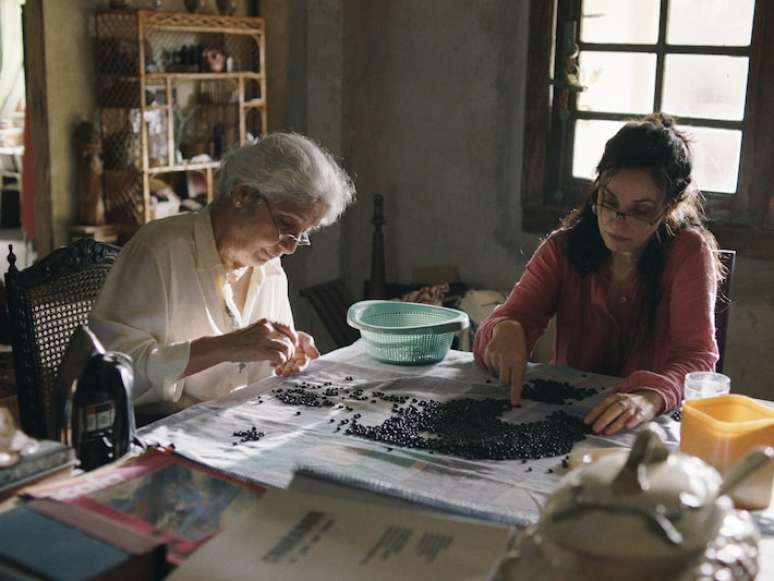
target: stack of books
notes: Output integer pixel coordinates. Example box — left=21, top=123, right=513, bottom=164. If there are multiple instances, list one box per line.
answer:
left=0, top=498, right=168, bottom=579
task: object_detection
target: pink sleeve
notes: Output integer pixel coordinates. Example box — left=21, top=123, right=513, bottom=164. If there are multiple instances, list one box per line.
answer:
left=473, top=234, right=563, bottom=367
left=617, top=233, right=719, bottom=412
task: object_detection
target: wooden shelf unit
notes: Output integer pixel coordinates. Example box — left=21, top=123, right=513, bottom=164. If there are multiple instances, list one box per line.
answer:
left=95, top=10, right=268, bottom=227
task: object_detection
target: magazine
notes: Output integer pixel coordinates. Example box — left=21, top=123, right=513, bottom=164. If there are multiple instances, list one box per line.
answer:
left=26, top=449, right=265, bottom=563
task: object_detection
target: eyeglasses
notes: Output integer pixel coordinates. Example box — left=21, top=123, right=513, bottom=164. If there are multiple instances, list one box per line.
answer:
left=260, top=195, right=311, bottom=247
left=591, top=200, right=666, bottom=227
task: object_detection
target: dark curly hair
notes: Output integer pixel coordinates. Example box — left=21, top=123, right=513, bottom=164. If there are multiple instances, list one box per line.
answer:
left=559, top=113, right=722, bottom=337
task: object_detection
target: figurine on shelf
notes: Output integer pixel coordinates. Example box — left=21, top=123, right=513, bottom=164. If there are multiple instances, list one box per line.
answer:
left=202, top=48, right=226, bottom=73
left=185, top=0, right=209, bottom=13
left=216, top=0, right=237, bottom=15
left=74, top=121, right=106, bottom=226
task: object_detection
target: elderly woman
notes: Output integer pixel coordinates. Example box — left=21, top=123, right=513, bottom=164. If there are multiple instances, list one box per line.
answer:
left=90, top=133, right=355, bottom=416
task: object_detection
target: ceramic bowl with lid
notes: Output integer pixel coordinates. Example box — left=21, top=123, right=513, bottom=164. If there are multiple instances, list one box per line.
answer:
left=499, top=427, right=766, bottom=581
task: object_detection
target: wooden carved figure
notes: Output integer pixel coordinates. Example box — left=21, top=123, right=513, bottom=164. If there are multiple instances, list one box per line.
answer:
left=74, top=121, right=106, bottom=226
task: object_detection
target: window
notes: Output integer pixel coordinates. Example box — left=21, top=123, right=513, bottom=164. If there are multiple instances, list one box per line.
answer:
left=523, top=0, right=774, bottom=256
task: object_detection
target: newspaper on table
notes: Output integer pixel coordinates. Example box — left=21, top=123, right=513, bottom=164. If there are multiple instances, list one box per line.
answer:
left=137, top=342, right=680, bottom=526
left=168, top=487, right=511, bottom=581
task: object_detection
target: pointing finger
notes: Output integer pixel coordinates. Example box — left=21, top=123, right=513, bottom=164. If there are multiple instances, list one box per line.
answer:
left=510, top=364, right=524, bottom=406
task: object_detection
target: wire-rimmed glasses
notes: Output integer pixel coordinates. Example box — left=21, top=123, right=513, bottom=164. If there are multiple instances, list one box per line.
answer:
left=259, top=195, right=312, bottom=247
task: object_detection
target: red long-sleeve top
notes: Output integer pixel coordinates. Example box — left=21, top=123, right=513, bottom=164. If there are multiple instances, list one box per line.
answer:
left=473, top=228, right=719, bottom=413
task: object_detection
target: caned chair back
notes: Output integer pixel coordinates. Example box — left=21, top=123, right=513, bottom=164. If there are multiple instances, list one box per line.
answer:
left=715, top=250, right=736, bottom=374
left=4, top=239, right=120, bottom=439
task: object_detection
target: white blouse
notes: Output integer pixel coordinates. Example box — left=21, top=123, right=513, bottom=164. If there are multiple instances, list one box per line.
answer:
left=89, top=207, right=293, bottom=414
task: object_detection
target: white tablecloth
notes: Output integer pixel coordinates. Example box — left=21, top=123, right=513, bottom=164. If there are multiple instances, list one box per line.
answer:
left=137, top=341, right=684, bottom=526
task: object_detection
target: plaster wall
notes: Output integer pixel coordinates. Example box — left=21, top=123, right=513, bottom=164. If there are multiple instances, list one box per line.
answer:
left=340, top=0, right=533, bottom=298
left=723, top=257, right=774, bottom=400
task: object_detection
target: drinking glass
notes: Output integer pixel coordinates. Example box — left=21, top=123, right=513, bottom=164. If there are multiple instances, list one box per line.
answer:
left=684, top=371, right=731, bottom=400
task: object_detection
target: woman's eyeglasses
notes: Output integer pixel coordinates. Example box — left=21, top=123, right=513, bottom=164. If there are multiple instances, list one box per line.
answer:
left=591, top=200, right=666, bottom=227
left=259, top=195, right=312, bottom=247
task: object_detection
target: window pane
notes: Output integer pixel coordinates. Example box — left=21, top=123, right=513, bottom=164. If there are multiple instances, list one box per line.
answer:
left=578, top=51, right=656, bottom=114
left=663, top=55, right=749, bottom=121
left=572, top=119, right=626, bottom=179
left=679, top=126, right=742, bottom=194
left=667, top=0, right=754, bottom=46
left=581, top=0, right=660, bottom=44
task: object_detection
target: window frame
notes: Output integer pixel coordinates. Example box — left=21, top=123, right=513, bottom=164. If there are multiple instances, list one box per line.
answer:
left=522, top=0, right=774, bottom=258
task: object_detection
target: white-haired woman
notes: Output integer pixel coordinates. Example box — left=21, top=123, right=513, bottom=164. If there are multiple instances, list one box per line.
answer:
left=90, top=133, right=356, bottom=416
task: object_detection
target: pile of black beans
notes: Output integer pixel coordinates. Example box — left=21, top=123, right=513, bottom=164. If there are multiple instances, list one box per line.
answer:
left=273, top=387, right=335, bottom=408
left=521, top=378, right=598, bottom=405
left=347, top=397, right=591, bottom=460
left=259, top=377, right=592, bottom=461
left=232, top=426, right=265, bottom=444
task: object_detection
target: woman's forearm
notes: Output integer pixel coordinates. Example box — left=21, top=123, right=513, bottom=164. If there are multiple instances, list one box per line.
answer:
left=181, top=335, right=228, bottom=379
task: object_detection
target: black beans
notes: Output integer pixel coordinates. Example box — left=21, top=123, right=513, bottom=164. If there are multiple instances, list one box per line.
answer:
left=275, top=388, right=327, bottom=407
left=232, top=426, right=265, bottom=444
left=671, top=409, right=682, bottom=422
left=267, top=379, right=591, bottom=461
left=346, top=398, right=591, bottom=461
left=522, top=379, right=598, bottom=405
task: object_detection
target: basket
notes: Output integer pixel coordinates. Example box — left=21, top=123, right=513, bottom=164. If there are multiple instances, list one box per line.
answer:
left=346, top=300, right=470, bottom=365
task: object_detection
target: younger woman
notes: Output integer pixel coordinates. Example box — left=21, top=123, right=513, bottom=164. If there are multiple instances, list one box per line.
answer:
left=474, top=114, right=722, bottom=435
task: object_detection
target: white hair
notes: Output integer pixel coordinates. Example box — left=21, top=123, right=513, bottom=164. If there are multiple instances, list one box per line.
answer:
left=215, top=132, right=355, bottom=226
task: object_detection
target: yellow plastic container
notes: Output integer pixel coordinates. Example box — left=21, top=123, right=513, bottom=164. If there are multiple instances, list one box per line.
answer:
left=680, top=394, right=774, bottom=510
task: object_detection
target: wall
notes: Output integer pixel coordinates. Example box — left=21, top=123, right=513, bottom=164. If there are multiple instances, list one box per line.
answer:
left=340, top=0, right=534, bottom=297
left=724, top=257, right=774, bottom=399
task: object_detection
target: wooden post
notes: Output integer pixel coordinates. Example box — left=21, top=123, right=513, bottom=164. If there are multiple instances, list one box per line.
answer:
left=368, top=193, right=386, bottom=299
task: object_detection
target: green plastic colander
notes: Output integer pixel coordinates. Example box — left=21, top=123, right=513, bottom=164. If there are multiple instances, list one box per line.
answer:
left=347, top=300, right=470, bottom=365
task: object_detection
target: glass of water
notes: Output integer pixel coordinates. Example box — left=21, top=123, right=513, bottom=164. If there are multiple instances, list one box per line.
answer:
left=684, top=371, right=731, bottom=400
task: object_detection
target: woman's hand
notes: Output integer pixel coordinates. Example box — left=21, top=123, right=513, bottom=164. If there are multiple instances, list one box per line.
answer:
left=274, top=330, right=321, bottom=376
left=226, top=318, right=297, bottom=366
left=184, top=319, right=297, bottom=379
left=584, top=390, right=663, bottom=435
left=482, top=320, right=528, bottom=406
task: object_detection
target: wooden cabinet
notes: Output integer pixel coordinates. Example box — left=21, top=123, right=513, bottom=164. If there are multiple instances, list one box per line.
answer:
left=95, top=10, right=267, bottom=231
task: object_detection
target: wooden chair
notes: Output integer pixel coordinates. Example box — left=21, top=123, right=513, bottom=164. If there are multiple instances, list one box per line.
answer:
left=4, top=239, right=120, bottom=440
left=715, top=250, right=736, bottom=374
left=299, top=279, right=359, bottom=348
